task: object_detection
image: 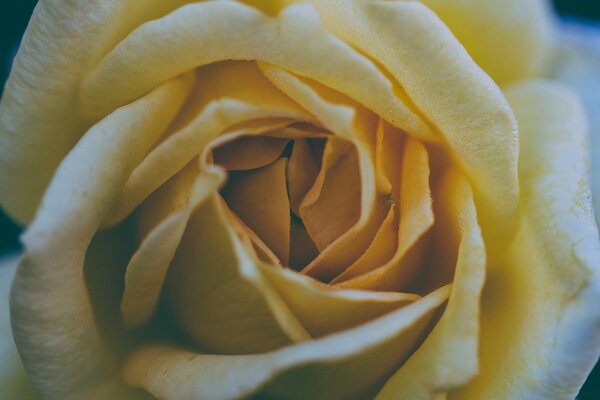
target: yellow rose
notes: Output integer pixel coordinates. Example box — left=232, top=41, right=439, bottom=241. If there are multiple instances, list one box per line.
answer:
left=1, top=1, right=600, bottom=399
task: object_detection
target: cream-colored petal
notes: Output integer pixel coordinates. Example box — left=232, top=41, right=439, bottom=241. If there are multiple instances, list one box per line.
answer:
left=260, top=263, right=418, bottom=337
left=455, top=80, right=600, bottom=399
left=0, top=256, right=36, bottom=399
left=376, top=170, right=486, bottom=399
left=419, top=0, right=554, bottom=85
left=306, top=0, right=519, bottom=253
left=121, top=168, right=224, bottom=328
left=10, top=77, right=190, bottom=399
left=0, top=1, right=121, bottom=224
left=260, top=64, right=387, bottom=280
left=81, top=2, right=431, bottom=140
left=104, top=61, right=312, bottom=226
left=124, top=285, right=450, bottom=400
left=165, top=195, right=308, bottom=354
left=0, top=0, right=201, bottom=224
left=222, top=158, right=291, bottom=264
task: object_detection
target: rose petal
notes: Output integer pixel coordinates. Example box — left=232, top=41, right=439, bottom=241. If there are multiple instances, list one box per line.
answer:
left=306, top=0, right=519, bottom=254
left=376, top=170, right=486, bottom=398
left=10, top=76, right=190, bottom=398
left=260, top=64, right=390, bottom=280
left=120, top=167, right=224, bottom=328
left=454, top=80, right=600, bottom=399
left=331, top=204, right=397, bottom=284
left=335, top=137, right=434, bottom=291
left=0, top=256, right=36, bottom=399
left=287, top=138, right=321, bottom=215
left=419, top=0, right=554, bottom=85
left=104, top=61, right=313, bottom=226
left=0, top=0, right=200, bottom=224
left=289, top=216, right=320, bottom=270
left=124, top=285, right=450, bottom=400
left=300, top=139, right=362, bottom=251
left=166, top=195, right=309, bottom=354
left=213, top=136, right=289, bottom=171
left=259, top=263, right=419, bottom=337
left=81, top=2, right=432, bottom=140
left=222, top=158, right=291, bottom=265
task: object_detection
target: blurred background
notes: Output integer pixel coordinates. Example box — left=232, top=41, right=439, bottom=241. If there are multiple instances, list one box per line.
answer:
left=0, top=0, right=599, bottom=398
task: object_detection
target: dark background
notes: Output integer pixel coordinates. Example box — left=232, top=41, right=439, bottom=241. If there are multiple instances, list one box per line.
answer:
left=1, top=1, right=599, bottom=398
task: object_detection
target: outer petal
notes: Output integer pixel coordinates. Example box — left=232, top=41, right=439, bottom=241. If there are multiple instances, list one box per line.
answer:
left=81, top=2, right=432, bottom=139
left=305, top=0, right=519, bottom=253
left=0, top=0, right=197, bottom=223
left=0, top=256, right=36, bottom=399
left=124, top=286, right=450, bottom=400
left=0, top=1, right=121, bottom=223
left=455, top=80, right=600, bottom=399
left=10, top=77, right=191, bottom=399
left=418, top=0, right=554, bottom=85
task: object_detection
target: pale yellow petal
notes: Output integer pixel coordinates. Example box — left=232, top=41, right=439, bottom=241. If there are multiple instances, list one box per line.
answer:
left=377, top=170, right=486, bottom=399
left=0, top=256, right=36, bottom=400
left=455, top=80, right=600, bottom=399
left=124, top=285, right=450, bottom=400
left=260, top=64, right=388, bottom=280
left=306, top=0, right=519, bottom=252
left=104, top=61, right=312, bottom=226
left=81, top=2, right=431, bottom=140
left=260, top=263, right=418, bottom=337
left=121, top=169, right=224, bottom=328
left=213, top=136, right=289, bottom=171
left=10, top=77, right=190, bottom=399
left=419, top=0, right=554, bottom=85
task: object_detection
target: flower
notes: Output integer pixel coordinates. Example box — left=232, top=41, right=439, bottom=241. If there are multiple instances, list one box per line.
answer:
left=1, top=0, right=599, bottom=399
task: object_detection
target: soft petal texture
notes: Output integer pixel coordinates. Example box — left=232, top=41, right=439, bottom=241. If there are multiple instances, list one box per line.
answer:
left=0, top=256, right=36, bottom=399
left=10, top=77, right=191, bottom=399
left=104, top=61, right=312, bottom=226
left=551, top=22, right=600, bottom=224
left=259, top=263, right=419, bottom=337
left=166, top=195, right=309, bottom=354
left=455, top=80, right=600, bottom=399
left=305, top=0, right=519, bottom=251
left=213, top=136, right=289, bottom=170
left=0, top=0, right=199, bottom=224
left=334, top=136, right=433, bottom=291
left=377, top=170, right=486, bottom=399
left=418, top=0, right=554, bottom=85
left=299, top=139, right=361, bottom=251
left=120, top=168, right=224, bottom=328
left=124, top=285, right=450, bottom=400
left=81, top=1, right=432, bottom=140
left=223, top=159, right=291, bottom=264
left=0, top=1, right=121, bottom=224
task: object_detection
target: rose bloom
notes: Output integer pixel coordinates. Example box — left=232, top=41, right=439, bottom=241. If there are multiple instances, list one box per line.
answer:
left=1, top=0, right=600, bottom=399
